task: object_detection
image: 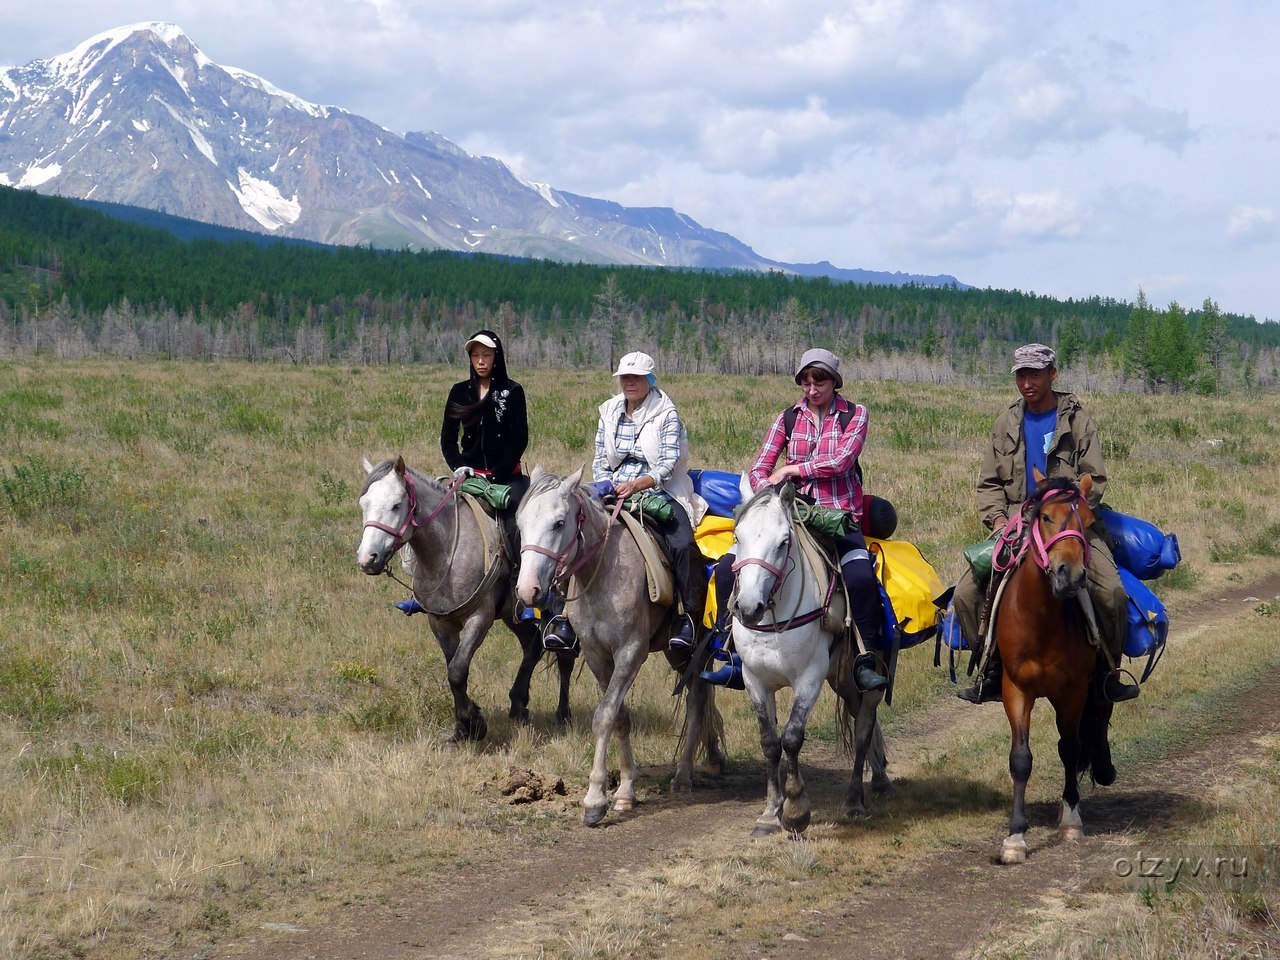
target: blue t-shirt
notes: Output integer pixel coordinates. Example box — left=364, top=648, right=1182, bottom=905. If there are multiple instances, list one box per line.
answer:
left=1023, top=407, right=1058, bottom=497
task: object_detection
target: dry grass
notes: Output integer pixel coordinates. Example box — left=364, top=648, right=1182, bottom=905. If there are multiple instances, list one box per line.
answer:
left=1, top=358, right=1278, bottom=958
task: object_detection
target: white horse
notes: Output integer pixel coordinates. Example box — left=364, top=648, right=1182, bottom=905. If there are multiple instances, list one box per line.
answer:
left=515, top=466, right=725, bottom=826
left=730, top=484, right=890, bottom=837
left=357, top=456, right=574, bottom=743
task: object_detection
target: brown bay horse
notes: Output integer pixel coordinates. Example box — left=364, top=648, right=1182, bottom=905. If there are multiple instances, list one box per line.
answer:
left=991, top=470, right=1114, bottom=864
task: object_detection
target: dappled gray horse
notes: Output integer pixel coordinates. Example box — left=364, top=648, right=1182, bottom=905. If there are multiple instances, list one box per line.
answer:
left=516, top=466, right=726, bottom=826
left=357, top=456, right=574, bottom=743
left=730, top=484, right=890, bottom=836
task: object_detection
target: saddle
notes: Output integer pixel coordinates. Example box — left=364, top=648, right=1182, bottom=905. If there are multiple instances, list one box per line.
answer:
left=615, top=508, right=674, bottom=608
left=789, top=518, right=848, bottom=637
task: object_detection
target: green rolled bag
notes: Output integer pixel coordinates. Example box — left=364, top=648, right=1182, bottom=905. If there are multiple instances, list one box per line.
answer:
left=791, top=500, right=857, bottom=537
left=458, top=475, right=513, bottom=511
left=963, top=537, right=996, bottom=588
left=625, top=492, right=676, bottom=524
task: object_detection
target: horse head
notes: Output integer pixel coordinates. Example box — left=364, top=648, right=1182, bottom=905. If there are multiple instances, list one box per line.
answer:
left=1029, top=468, right=1094, bottom=600
left=515, top=464, right=586, bottom=607
left=730, top=484, right=794, bottom=626
left=356, top=455, right=420, bottom=574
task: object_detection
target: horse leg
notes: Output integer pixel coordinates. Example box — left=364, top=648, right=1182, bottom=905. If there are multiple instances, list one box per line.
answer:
left=582, top=643, right=645, bottom=826
left=506, top=619, right=542, bottom=725
left=552, top=650, right=575, bottom=727
left=1053, top=689, right=1088, bottom=841
left=429, top=616, right=488, bottom=745
left=748, top=681, right=784, bottom=838
left=700, top=683, right=727, bottom=776
left=1001, top=685, right=1034, bottom=863
left=779, top=671, right=826, bottom=835
left=841, top=689, right=888, bottom=820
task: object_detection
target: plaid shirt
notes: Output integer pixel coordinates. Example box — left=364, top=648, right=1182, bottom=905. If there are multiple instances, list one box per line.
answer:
left=592, top=406, right=682, bottom=489
left=748, top=395, right=868, bottom=517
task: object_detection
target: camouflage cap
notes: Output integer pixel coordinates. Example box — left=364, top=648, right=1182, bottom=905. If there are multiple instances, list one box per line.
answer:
left=1011, top=343, right=1057, bottom=372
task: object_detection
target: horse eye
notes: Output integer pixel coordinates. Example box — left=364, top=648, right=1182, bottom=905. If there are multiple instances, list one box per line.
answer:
left=554, top=519, right=565, bottom=530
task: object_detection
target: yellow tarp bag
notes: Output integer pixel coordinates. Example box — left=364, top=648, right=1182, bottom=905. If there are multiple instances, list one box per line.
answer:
left=868, top=537, right=944, bottom=646
left=695, top=515, right=735, bottom=628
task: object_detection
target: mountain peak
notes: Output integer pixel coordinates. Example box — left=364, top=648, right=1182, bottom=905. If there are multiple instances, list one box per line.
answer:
left=48, top=22, right=206, bottom=75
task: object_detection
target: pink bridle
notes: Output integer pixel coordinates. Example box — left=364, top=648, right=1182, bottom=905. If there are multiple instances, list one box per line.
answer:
left=520, top=493, right=622, bottom=590
left=363, top=472, right=463, bottom=559
left=992, top=486, right=1092, bottom=574
left=731, top=530, right=793, bottom=601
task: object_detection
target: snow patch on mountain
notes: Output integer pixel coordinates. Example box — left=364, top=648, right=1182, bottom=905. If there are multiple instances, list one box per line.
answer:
left=154, top=96, right=217, bottom=164
left=522, top=180, right=561, bottom=208
left=18, top=162, right=62, bottom=188
left=228, top=167, right=300, bottom=230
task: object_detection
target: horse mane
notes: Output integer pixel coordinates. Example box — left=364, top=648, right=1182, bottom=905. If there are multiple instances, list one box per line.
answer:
left=360, top=458, right=439, bottom=497
left=517, top=470, right=570, bottom=518
left=1036, top=476, right=1078, bottom=496
left=733, top=483, right=778, bottom=522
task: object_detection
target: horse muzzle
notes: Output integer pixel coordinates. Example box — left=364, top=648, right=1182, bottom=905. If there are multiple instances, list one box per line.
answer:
left=1048, top=562, right=1086, bottom=599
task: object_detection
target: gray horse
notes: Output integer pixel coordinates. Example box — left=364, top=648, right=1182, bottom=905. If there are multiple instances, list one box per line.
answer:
left=515, top=466, right=726, bottom=826
left=357, top=456, right=574, bottom=743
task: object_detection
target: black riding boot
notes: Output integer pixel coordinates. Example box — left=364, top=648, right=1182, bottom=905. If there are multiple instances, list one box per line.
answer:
left=541, top=594, right=578, bottom=653
left=957, top=646, right=1003, bottom=703
left=1092, top=659, right=1139, bottom=704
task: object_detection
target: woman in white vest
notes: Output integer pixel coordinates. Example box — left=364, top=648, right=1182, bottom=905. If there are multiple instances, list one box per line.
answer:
left=541, top=352, right=709, bottom=653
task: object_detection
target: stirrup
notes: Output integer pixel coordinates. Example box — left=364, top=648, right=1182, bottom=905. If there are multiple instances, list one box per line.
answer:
left=699, top=651, right=744, bottom=689
left=669, top=614, right=697, bottom=651
left=541, top=615, right=578, bottom=653
left=1096, top=668, right=1140, bottom=704
left=956, top=662, right=1002, bottom=703
left=394, top=598, right=426, bottom=616
left=853, top=652, right=888, bottom=692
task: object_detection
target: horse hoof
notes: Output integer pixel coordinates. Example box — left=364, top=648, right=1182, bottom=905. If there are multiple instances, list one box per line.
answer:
left=555, top=710, right=573, bottom=728
left=613, top=796, right=634, bottom=813
left=1060, top=826, right=1085, bottom=842
left=840, top=803, right=869, bottom=821
left=583, top=804, right=609, bottom=827
left=751, top=822, right=781, bottom=839
left=1000, top=837, right=1028, bottom=864
left=1093, top=764, right=1117, bottom=787
left=508, top=706, right=531, bottom=725
left=782, top=807, right=811, bottom=835
left=871, top=779, right=894, bottom=797
left=671, top=779, right=692, bottom=795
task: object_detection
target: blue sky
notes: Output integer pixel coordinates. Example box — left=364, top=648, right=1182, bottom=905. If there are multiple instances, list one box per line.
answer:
left=3, top=1, right=1278, bottom=320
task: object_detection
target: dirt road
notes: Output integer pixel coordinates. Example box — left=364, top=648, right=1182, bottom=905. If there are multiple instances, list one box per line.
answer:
left=236, top=573, right=1280, bottom=960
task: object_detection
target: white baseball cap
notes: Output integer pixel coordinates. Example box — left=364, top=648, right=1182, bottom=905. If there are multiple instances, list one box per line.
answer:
left=464, top=332, right=498, bottom=352
left=613, top=351, right=657, bottom=377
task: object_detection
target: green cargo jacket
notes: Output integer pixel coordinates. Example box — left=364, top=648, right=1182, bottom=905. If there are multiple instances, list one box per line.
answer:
left=975, top=390, right=1107, bottom=531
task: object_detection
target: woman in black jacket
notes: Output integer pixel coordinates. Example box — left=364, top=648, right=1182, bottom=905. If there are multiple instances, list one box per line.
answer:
left=440, top=329, right=529, bottom=502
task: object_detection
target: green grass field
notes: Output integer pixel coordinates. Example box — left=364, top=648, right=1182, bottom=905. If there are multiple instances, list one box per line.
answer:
left=1, top=359, right=1278, bottom=959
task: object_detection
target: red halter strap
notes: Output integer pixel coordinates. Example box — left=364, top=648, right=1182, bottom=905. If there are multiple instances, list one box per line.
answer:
left=992, top=486, right=1091, bottom=574
left=520, top=493, right=623, bottom=588
left=363, top=472, right=463, bottom=557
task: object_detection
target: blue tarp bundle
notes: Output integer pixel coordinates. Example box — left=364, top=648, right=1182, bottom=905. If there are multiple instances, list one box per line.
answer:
left=689, top=468, right=746, bottom=518
left=1099, top=505, right=1181, bottom=581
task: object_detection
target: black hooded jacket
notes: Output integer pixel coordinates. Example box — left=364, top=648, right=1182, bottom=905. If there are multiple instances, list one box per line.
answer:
left=440, top=329, right=528, bottom=482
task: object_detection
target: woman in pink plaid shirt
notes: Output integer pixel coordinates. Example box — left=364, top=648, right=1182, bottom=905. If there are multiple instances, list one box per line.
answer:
left=701, top=349, right=887, bottom=692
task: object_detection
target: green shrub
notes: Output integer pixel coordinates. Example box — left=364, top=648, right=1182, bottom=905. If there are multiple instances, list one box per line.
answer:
left=0, top=455, right=89, bottom=517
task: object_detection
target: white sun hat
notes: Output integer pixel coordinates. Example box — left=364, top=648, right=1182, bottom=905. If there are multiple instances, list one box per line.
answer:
left=613, top=352, right=657, bottom=377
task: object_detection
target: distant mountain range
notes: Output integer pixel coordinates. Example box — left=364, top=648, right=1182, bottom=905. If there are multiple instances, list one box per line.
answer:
left=0, top=22, right=965, bottom=287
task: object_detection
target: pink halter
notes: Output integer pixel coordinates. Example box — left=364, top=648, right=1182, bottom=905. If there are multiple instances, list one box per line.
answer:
left=992, top=486, right=1092, bottom=574
left=363, top=472, right=463, bottom=558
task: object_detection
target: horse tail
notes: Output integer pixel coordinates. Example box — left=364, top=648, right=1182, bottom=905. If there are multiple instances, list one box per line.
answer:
left=1075, top=696, right=1114, bottom=784
left=671, top=681, right=727, bottom=767
left=836, top=695, right=855, bottom=757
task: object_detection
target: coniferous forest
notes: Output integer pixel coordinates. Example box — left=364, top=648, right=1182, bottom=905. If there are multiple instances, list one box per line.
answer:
left=2, top=185, right=1277, bottom=390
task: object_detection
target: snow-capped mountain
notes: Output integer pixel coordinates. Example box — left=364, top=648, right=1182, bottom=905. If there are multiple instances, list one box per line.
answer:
left=0, top=23, right=963, bottom=284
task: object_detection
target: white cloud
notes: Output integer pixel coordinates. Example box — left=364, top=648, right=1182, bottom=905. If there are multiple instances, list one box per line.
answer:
left=3, top=0, right=1280, bottom=317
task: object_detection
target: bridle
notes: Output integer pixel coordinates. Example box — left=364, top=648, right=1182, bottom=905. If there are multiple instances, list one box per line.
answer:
left=993, top=486, right=1092, bottom=575
left=520, top=491, right=623, bottom=595
left=363, top=471, right=464, bottom=560
left=731, top=497, right=837, bottom=632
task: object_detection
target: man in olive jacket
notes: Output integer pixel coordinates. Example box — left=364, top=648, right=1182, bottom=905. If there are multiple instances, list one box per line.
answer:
left=954, top=343, right=1139, bottom=704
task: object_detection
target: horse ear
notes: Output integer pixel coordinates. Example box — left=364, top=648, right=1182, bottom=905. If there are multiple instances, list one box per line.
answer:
left=1032, top=466, right=1047, bottom=487
left=1077, top=475, right=1096, bottom=525
left=779, top=481, right=795, bottom=507
left=1079, top=474, right=1093, bottom=499
left=563, top=464, right=586, bottom=491
left=394, top=455, right=407, bottom=477
left=361, top=457, right=374, bottom=475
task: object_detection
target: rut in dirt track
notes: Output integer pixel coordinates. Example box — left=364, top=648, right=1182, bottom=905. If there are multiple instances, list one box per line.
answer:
left=239, top=573, right=1280, bottom=960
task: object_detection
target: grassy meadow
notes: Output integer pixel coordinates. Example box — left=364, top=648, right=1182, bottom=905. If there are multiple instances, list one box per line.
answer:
left=1, top=358, right=1279, bottom=959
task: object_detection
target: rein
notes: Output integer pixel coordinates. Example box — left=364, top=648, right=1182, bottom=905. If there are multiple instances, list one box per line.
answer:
left=733, top=503, right=841, bottom=634
left=521, top=492, right=624, bottom=597
left=992, top=487, right=1092, bottom=575
left=363, top=472, right=465, bottom=558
